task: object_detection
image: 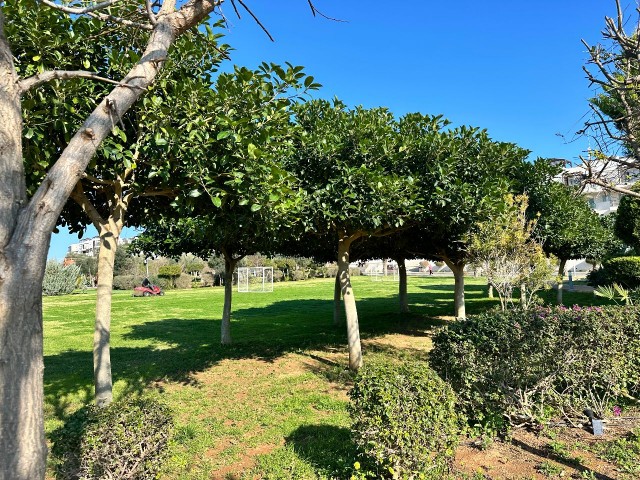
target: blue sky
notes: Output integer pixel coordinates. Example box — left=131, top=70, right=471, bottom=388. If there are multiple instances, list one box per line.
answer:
left=48, top=0, right=618, bottom=259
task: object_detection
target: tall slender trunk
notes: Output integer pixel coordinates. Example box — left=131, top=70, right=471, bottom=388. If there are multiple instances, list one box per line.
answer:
left=446, top=260, right=466, bottom=319
left=337, top=234, right=363, bottom=370
left=93, top=228, right=120, bottom=406
left=557, top=258, right=567, bottom=306
left=488, top=283, right=494, bottom=298
left=520, top=283, right=526, bottom=308
left=333, top=272, right=342, bottom=326
left=221, top=254, right=237, bottom=345
left=395, top=256, right=409, bottom=313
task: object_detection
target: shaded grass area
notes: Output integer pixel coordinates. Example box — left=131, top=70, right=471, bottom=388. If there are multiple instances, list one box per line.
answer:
left=42, top=276, right=605, bottom=478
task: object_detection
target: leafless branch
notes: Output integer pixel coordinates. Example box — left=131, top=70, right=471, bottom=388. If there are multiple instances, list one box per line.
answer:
left=233, top=0, right=274, bottom=41
left=145, top=0, right=158, bottom=25
left=17, top=70, right=145, bottom=95
left=40, top=0, right=121, bottom=15
left=87, top=11, right=153, bottom=29
left=306, top=0, right=346, bottom=22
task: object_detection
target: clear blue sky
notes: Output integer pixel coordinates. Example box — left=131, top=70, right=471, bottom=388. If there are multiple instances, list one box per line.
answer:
left=47, top=0, right=618, bottom=259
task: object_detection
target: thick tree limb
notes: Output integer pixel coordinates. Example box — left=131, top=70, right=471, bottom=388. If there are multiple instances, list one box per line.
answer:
left=18, top=70, right=144, bottom=95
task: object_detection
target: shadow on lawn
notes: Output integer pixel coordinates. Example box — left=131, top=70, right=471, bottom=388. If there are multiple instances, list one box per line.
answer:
left=286, top=424, right=357, bottom=478
left=44, top=297, right=446, bottom=417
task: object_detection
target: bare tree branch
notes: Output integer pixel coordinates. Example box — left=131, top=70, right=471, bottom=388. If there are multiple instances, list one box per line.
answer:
left=18, top=70, right=145, bottom=95
left=145, top=0, right=158, bottom=25
left=40, top=0, right=121, bottom=15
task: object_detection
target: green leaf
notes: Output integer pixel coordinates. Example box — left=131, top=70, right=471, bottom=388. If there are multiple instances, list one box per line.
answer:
left=217, top=130, right=233, bottom=140
left=188, top=189, right=201, bottom=197
left=154, top=133, right=167, bottom=146
left=212, top=196, right=222, bottom=208
left=250, top=203, right=262, bottom=212
left=83, top=58, right=90, bottom=69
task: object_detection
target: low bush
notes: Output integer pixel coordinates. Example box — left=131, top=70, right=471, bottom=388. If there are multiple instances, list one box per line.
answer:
left=291, top=269, right=308, bottom=281
left=51, top=397, right=173, bottom=479
left=43, top=261, right=81, bottom=296
left=112, top=275, right=144, bottom=290
left=349, top=361, right=460, bottom=479
left=430, top=306, right=640, bottom=432
left=588, top=256, right=640, bottom=288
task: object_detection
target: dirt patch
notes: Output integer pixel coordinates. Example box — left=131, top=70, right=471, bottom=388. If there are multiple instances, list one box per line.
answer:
left=455, top=419, right=639, bottom=479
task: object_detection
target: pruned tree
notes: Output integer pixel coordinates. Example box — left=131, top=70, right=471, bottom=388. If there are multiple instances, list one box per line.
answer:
left=0, top=1, right=322, bottom=477
left=288, top=99, right=421, bottom=370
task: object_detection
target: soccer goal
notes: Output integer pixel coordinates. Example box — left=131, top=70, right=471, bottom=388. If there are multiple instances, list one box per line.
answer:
left=237, top=267, right=274, bottom=293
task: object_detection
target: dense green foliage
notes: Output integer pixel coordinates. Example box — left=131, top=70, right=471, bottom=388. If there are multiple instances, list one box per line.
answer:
left=51, top=397, right=173, bottom=480
left=590, top=256, right=640, bottom=288
left=615, top=183, right=640, bottom=252
left=42, top=261, right=81, bottom=296
left=349, top=361, right=460, bottom=479
left=431, top=306, right=640, bottom=431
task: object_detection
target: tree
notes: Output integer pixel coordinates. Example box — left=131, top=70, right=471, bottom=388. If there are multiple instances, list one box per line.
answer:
left=581, top=0, right=640, bottom=197
left=514, top=159, right=614, bottom=304
left=614, top=182, right=640, bottom=251
left=0, top=1, right=320, bottom=477
left=399, top=114, right=528, bottom=318
left=469, top=194, right=553, bottom=311
left=288, top=100, right=421, bottom=370
left=135, top=63, right=314, bottom=345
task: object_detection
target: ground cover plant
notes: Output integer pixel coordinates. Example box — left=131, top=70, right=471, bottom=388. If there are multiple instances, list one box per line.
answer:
left=42, top=276, right=638, bottom=479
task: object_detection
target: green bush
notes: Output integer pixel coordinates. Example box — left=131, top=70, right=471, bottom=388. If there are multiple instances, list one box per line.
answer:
left=51, top=397, right=173, bottom=480
left=588, top=256, right=640, bottom=288
left=348, top=361, right=460, bottom=479
left=43, top=261, right=81, bottom=296
left=291, top=269, right=308, bottom=281
left=430, top=306, right=640, bottom=431
left=112, top=275, right=144, bottom=290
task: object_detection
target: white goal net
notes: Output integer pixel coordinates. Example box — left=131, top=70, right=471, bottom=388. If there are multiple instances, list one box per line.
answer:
left=237, top=267, right=274, bottom=293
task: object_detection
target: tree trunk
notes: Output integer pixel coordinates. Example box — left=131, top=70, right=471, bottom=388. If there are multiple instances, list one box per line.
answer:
left=488, top=283, right=494, bottom=298
left=0, top=6, right=219, bottom=478
left=446, top=260, right=466, bottom=319
left=520, top=283, right=526, bottom=307
left=395, top=256, right=409, bottom=313
left=337, top=234, right=363, bottom=370
left=333, top=272, right=342, bottom=326
left=557, top=258, right=567, bottom=306
left=93, top=228, right=120, bottom=407
left=221, top=255, right=237, bottom=345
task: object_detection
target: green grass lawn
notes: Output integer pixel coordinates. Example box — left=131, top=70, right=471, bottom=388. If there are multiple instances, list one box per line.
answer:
left=42, top=276, right=606, bottom=479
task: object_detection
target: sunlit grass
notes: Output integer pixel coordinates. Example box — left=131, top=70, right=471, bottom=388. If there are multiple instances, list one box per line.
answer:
left=42, top=275, right=604, bottom=478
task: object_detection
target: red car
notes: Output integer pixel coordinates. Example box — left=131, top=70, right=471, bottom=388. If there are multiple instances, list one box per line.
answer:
left=133, top=278, right=164, bottom=297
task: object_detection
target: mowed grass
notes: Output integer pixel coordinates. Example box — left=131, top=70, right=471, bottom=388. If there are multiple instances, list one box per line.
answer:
left=42, top=276, right=604, bottom=479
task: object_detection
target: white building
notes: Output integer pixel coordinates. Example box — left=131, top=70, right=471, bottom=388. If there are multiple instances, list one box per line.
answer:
left=554, top=157, right=640, bottom=215
left=67, top=236, right=136, bottom=257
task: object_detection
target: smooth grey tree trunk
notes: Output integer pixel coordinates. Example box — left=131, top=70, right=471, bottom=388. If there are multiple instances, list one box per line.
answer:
left=221, top=255, right=237, bottom=345
left=557, top=258, right=567, bottom=306
left=333, top=272, right=342, bottom=326
left=446, top=261, right=466, bottom=319
left=395, top=256, right=409, bottom=313
left=0, top=5, right=220, bottom=478
left=337, top=235, right=363, bottom=370
left=93, top=229, right=121, bottom=407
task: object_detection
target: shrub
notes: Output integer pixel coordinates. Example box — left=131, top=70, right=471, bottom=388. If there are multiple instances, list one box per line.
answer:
left=349, top=361, right=460, bottom=479
left=291, top=269, right=307, bottom=281
left=51, top=397, right=173, bottom=480
left=589, top=256, right=640, bottom=288
left=43, top=261, right=81, bottom=296
left=175, top=273, right=193, bottom=289
left=112, top=275, right=144, bottom=290
left=430, top=306, right=640, bottom=431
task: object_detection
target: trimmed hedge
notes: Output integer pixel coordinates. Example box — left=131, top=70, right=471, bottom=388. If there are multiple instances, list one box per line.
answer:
left=51, top=397, right=173, bottom=479
left=588, top=256, right=640, bottom=288
left=349, top=361, right=460, bottom=479
left=430, top=306, right=640, bottom=432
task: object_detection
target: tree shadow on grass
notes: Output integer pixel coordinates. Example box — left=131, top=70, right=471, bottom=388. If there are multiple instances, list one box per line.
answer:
left=285, top=424, right=357, bottom=478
